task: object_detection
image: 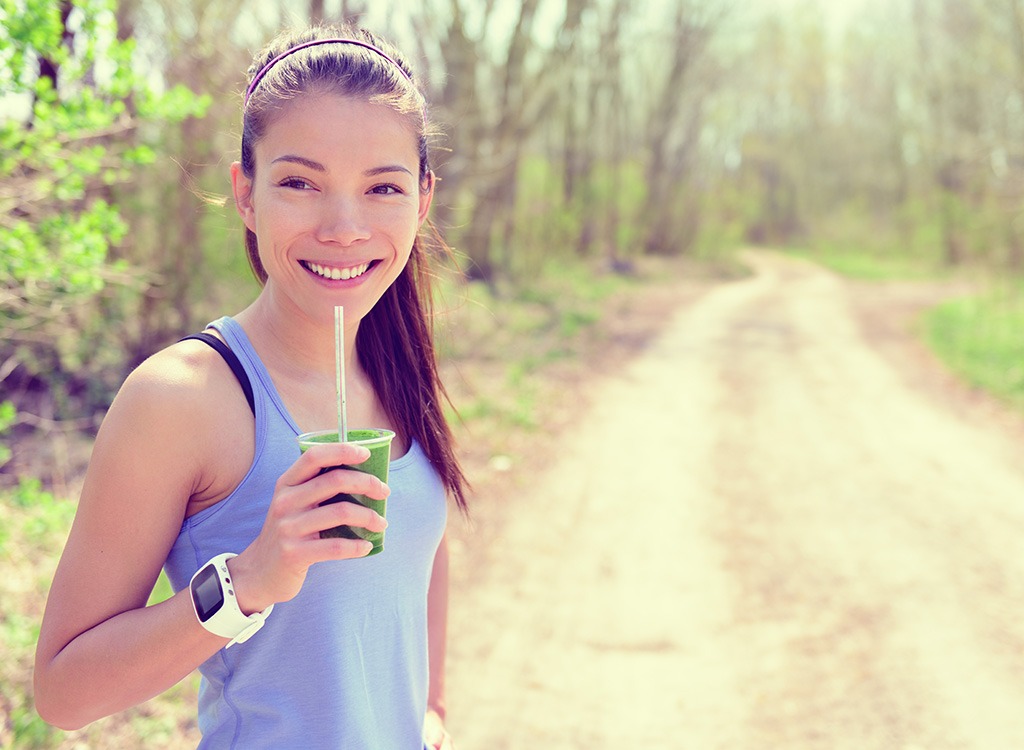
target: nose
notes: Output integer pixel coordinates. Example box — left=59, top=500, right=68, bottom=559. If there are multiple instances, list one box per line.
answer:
left=315, top=195, right=371, bottom=246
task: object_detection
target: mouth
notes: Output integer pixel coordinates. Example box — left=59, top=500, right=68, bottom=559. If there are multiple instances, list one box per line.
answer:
left=300, top=260, right=375, bottom=281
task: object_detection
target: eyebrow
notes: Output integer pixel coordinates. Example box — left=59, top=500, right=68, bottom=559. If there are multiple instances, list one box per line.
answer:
left=271, top=154, right=326, bottom=172
left=269, top=156, right=413, bottom=179
left=364, top=164, right=414, bottom=178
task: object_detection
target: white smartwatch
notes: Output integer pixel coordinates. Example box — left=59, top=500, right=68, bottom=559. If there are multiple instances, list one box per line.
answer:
left=189, top=553, right=274, bottom=648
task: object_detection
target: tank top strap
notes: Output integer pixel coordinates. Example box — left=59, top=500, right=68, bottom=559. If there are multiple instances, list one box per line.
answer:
left=179, top=332, right=255, bottom=416
left=206, top=316, right=302, bottom=437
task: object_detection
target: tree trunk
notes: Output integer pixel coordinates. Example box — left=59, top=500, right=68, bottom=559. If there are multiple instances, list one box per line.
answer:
left=642, top=1, right=718, bottom=255
left=602, top=0, right=627, bottom=267
left=340, top=0, right=366, bottom=23
left=310, top=0, right=324, bottom=23
left=569, top=65, right=598, bottom=258
left=432, top=0, right=596, bottom=282
left=172, top=115, right=206, bottom=332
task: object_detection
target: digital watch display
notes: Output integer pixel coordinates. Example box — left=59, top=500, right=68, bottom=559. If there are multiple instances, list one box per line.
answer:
left=190, top=563, right=226, bottom=621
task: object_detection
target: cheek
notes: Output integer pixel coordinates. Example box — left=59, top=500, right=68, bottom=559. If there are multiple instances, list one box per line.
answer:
left=254, top=200, right=309, bottom=240
left=377, top=205, right=421, bottom=245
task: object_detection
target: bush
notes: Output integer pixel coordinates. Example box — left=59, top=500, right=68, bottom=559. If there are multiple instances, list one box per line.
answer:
left=0, top=0, right=208, bottom=421
left=926, top=284, right=1024, bottom=409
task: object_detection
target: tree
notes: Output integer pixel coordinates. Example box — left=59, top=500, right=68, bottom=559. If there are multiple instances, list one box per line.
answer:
left=421, top=0, right=596, bottom=283
left=0, top=0, right=207, bottom=441
left=641, top=0, right=726, bottom=255
left=111, top=0, right=254, bottom=367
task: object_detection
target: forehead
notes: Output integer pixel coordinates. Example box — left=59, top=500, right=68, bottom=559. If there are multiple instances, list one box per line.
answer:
left=256, top=94, right=420, bottom=170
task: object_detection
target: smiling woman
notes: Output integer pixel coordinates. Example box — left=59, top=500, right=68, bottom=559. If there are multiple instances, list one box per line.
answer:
left=34, top=22, right=465, bottom=750
left=231, top=94, right=430, bottom=327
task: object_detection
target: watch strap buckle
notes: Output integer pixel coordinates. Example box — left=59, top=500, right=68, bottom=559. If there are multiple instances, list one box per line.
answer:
left=227, top=603, right=275, bottom=648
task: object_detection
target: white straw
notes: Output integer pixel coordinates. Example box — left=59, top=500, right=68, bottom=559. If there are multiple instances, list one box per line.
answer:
left=334, top=305, right=348, bottom=442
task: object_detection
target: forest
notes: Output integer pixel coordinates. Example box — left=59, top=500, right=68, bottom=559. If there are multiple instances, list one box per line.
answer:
left=4, top=0, right=1023, bottom=437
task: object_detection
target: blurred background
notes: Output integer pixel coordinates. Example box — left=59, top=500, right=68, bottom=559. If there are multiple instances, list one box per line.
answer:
left=4, top=0, right=1024, bottom=435
left=3, top=0, right=1023, bottom=746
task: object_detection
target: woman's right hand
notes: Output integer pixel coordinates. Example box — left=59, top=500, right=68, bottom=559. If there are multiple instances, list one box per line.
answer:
left=227, top=442, right=389, bottom=614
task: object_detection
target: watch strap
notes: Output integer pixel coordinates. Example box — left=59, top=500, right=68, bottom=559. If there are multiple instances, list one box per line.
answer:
left=228, top=602, right=274, bottom=647
left=189, top=553, right=274, bottom=648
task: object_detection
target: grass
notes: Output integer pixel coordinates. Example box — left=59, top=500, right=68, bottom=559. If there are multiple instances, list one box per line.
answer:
left=784, top=243, right=941, bottom=281
left=925, top=282, right=1024, bottom=410
left=0, top=477, right=201, bottom=750
left=434, top=256, right=642, bottom=450
left=1, top=480, right=76, bottom=750
left=786, top=243, right=1024, bottom=414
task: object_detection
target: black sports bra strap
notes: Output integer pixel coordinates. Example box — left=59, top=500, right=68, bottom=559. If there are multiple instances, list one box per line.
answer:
left=179, top=332, right=256, bottom=417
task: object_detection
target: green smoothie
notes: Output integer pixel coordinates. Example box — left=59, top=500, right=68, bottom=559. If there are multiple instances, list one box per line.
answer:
left=296, top=428, right=395, bottom=555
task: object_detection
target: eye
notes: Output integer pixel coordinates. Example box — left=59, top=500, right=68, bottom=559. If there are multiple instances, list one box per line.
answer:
left=369, top=183, right=403, bottom=196
left=279, top=176, right=314, bottom=190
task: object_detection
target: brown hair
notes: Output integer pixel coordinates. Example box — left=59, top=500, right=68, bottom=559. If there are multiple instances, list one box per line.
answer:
left=240, top=24, right=468, bottom=512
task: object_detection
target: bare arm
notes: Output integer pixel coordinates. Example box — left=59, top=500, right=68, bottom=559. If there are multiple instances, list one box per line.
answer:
left=33, top=345, right=388, bottom=730
left=425, top=533, right=450, bottom=734
left=33, top=352, right=236, bottom=729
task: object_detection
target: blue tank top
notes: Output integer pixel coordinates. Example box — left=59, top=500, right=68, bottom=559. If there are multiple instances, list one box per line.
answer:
left=163, top=316, right=447, bottom=749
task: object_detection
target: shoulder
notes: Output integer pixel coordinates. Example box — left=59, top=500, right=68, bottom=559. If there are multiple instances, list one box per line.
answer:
left=112, top=338, right=248, bottom=429
left=96, top=337, right=255, bottom=494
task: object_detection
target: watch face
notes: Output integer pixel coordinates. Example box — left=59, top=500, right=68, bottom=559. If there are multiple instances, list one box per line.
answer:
left=190, top=564, right=225, bottom=622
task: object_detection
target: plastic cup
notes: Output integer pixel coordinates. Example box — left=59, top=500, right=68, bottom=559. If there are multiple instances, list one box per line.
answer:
left=296, top=428, right=395, bottom=555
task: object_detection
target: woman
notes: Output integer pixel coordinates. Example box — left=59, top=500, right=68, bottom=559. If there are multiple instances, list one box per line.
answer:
left=34, top=22, right=466, bottom=750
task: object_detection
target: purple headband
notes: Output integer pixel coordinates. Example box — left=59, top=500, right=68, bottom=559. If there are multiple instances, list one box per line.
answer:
left=244, top=38, right=413, bottom=106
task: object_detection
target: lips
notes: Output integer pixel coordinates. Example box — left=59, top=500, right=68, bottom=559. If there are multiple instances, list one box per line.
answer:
left=300, top=260, right=373, bottom=280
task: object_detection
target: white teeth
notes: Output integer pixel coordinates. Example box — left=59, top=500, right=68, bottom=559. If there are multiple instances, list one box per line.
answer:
left=307, top=262, right=370, bottom=280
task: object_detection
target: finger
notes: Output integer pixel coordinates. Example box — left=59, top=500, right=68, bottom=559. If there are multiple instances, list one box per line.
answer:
left=288, top=469, right=389, bottom=516
left=316, top=467, right=389, bottom=501
left=280, top=442, right=372, bottom=487
left=270, top=467, right=388, bottom=522
left=311, top=536, right=375, bottom=560
left=300, top=498, right=388, bottom=538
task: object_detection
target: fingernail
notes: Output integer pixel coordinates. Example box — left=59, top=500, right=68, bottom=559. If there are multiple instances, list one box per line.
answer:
left=360, top=541, right=373, bottom=555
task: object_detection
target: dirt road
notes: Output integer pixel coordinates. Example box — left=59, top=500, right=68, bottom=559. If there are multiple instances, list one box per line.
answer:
left=444, top=251, right=1024, bottom=749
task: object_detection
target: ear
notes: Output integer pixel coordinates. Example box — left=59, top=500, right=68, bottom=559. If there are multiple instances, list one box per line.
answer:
left=417, top=171, right=435, bottom=229
left=230, top=162, right=257, bottom=233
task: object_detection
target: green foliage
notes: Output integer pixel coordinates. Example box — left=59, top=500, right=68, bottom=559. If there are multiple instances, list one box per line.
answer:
left=0, top=0, right=209, bottom=421
left=508, top=155, right=649, bottom=275
left=926, top=284, right=1024, bottom=409
left=0, top=473, right=71, bottom=749
left=0, top=401, right=14, bottom=467
left=8, top=699, right=63, bottom=749
left=147, top=570, right=175, bottom=606
left=0, top=468, right=203, bottom=748
left=437, top=258, right=633, bottom=439
left=8, top=478, right=74, bottom=545
left=694, top=182, right=756, bottom=258
left=787, top=244, right=939, bottom=281
left=0, top=10, right=213, bottom=734
left=896, top=199, right=946, bottom=262
left=781, top=200, right=949, bottom=280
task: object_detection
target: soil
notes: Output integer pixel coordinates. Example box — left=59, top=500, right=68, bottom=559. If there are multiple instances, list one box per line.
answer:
left=443, top=250, right=1024, bottom=749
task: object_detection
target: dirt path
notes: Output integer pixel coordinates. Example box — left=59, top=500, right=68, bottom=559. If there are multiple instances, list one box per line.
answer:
left=444, top=251, right=1024, bottom=749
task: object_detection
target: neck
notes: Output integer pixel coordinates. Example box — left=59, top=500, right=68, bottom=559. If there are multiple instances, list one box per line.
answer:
left=236, top=288, right=361, bottom=381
